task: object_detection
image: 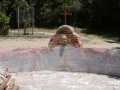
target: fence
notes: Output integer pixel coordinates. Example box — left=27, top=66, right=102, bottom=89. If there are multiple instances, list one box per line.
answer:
left=8, top=6, right=35, bottom=36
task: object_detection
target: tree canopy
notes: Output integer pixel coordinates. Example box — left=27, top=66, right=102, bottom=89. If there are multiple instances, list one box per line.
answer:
left=0, top=0, right=120, bottom=35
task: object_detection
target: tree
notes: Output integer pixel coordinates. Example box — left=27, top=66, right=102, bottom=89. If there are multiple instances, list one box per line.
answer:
left=0, top=12, right=10, bottom=35
left=76, top=0, right=120, bottom=34
left=34, top=0, right=80, bottom=27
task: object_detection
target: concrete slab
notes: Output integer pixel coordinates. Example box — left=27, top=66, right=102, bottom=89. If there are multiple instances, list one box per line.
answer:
left=11, top=70, right=120, bottom=90
left=0, top=46, right=120, bottom=77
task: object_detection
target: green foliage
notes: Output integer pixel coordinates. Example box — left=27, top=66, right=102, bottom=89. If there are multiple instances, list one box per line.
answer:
left=77, top=0, right=120, bottom=34
left=35, top=0, right=80, bottom=27
left=0, top=0, right=11, bottom=9
left=12, top=0, right=29, bottom=10
left=0, top=0, right=120, bottom=36
left=0, top=12, right=10, bottom=35
left=23, top=14, right=31, bottom=35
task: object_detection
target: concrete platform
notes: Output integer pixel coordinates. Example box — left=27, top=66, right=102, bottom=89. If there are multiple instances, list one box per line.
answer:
left=11, top=70, right=120, bottom=90
left=0, top=46, right=120, bottom=77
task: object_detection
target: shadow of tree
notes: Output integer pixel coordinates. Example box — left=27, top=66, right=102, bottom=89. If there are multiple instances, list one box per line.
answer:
left=81, top=28, right=120, bottom=41
left=113, top=47, right=120, bottom=49
left=104, top=40, right=120, bottom=44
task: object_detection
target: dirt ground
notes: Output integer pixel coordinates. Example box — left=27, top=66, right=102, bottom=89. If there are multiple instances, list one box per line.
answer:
left=0, top=28, right=119, bottom=49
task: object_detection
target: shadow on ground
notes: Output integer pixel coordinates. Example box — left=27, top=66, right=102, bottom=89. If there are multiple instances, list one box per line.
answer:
left=81, top=29, right=120, bottom=42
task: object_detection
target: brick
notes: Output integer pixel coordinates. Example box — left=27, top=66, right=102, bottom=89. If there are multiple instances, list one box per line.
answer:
left=49, top=25, right=83, bottom=48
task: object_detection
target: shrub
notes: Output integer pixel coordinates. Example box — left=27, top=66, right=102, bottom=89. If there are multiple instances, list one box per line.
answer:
left=0, top=12, right=10, bottom=35
left=23, top=14, right=31, bottom=35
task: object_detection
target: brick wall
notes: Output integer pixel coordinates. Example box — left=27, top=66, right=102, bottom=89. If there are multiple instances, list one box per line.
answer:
left=48, top=25, right=83, bottom=48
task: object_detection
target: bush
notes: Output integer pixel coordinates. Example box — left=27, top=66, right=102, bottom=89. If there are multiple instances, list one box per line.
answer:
left=0, top=12, right=10, bottom=35
left=23, top=14, right=31, bottom=35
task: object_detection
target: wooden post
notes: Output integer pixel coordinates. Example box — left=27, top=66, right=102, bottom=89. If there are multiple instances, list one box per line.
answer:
left=59, top=9, right=72, bottom=25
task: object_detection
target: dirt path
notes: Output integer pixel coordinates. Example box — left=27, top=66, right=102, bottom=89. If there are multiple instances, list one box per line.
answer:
left=0, top=28, right=119, bottom=49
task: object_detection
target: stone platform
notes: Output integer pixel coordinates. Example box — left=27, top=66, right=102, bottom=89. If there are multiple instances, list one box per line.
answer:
left=11, top=70, right=120, bottom=90
left=0, top=46, right=120, bottom=77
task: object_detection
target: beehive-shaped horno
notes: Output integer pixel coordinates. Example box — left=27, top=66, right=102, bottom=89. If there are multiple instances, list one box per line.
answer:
left=48, top=25, right=83, bottom=48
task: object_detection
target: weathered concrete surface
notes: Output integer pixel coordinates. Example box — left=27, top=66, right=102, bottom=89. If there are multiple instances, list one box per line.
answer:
left=0, top=46, right=120, bottom=77
left=11, top=70, right=120, bottom=90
